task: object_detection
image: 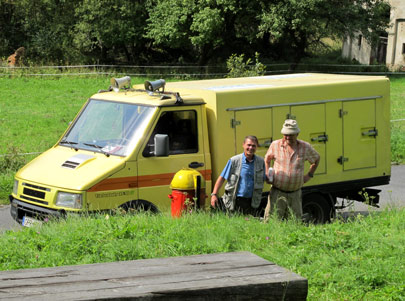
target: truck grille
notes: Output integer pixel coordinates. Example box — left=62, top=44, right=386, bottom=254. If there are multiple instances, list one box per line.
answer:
left=21, top=182, right=50, bottom=205
left=23, top=187, right=45, bottom=199
left=21, top=195, right=48, bottom=205
left=22, top=182, right=50, bottom=192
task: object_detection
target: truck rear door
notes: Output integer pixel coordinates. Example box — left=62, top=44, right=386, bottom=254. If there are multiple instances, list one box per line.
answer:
left=291, top=104, right=327, bottom=174
left=341, top=99, right=377, bottom=170
left=233, top=109, right=272, bottom=158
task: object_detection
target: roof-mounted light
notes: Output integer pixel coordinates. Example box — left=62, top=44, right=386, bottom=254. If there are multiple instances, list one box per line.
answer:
left=110, top=76, right=131, bottom=92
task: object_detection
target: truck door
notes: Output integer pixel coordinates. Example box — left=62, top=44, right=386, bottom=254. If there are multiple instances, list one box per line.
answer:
left=291, top=104, right=327, bottom=174
left=341, top=99, right=377, bottom=170
left=137, top=107, right=208, bottom=212
left=233, top=109, right=272, bottom=158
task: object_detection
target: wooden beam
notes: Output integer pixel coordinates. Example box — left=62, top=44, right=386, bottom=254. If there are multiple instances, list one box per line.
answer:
left=0, top=252, right=307, bottom=300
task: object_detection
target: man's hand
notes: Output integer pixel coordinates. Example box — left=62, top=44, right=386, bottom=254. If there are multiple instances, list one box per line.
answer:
left=211, top=195, right=218, bottom=208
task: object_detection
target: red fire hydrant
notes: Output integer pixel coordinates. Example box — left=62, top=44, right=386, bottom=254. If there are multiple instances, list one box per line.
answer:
left=168, top=168, right=206, bottom=217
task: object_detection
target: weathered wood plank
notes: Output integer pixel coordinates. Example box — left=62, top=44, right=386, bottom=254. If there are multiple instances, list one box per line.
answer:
left=0, top=251, right=307, bottom=300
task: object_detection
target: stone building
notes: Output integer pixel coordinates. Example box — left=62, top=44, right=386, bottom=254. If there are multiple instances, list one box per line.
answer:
left=342, top=0, right=404, bottom=69
left=386, top=0, right=405, bottom=69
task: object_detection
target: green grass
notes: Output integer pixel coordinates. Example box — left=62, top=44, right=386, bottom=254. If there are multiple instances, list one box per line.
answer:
left=1, top=210, right=404, bottom=299
left=389, top=77, right=405, bottom=163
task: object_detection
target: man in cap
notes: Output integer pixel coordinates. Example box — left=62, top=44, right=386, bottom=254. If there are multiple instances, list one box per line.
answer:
left=264, top=119, right=320, bottom=220
left=211, top=135, right=265, bottom=216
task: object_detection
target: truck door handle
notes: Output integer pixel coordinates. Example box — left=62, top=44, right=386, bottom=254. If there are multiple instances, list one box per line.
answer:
left=311, top=134, right=328, bottom=142
left=189, top=162, right=204, bottom=168
left=362, top=129, right=378, bottom=137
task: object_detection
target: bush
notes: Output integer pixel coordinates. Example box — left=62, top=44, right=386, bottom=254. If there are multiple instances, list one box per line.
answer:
left=226, top=52, right=266, bottom=78
left=0, top=146, right=26, bottom=173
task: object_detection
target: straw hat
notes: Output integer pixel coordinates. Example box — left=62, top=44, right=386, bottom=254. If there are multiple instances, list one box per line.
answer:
left=281, top=119, right=300, bottom=135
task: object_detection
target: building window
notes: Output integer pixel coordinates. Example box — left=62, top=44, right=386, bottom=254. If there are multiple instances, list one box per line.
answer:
left=402, top=43, right=405, bottom=54
left=358, top=35, right=362, bottom=49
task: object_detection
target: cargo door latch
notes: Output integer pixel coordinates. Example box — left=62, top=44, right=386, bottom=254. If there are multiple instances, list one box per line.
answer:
left=337, top=156, right=349, bottom=164
left=362, top=128, right=378, bottom=137
left=311, top=134, right=328, bottom=143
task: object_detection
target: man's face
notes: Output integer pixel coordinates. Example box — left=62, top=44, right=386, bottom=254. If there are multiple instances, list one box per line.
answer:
left=243, top=138, right=257, bottom=157
left=283, top=134, right=298, bottom=145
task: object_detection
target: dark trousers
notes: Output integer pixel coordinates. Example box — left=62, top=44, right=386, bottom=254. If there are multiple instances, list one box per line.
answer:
left=212, top=197, right=258, bottom=216
left=235, top=197, right=258, bottom=216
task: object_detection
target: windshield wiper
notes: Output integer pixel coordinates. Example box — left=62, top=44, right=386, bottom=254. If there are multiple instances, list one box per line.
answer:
left=60, top=139, right=78, bottom=151
left=83, top=143, right=110, bottom=157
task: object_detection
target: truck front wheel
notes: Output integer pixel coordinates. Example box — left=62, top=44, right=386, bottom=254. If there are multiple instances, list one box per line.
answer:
left=302, top=193, right=334, bottom=224
left=120, top=200, right=159, bottom=214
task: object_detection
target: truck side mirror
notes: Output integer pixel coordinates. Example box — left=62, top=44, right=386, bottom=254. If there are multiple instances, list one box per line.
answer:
left=154, top=134, right=169, bottom=157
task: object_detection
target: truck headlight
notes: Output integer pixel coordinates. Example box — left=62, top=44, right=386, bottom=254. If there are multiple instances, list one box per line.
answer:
left=56, top=192, right=82, bottom=209
left=13, top=180, right=19, bottom=195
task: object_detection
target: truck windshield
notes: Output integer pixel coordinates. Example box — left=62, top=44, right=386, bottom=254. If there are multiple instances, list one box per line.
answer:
left=61, top=99, right=155, bottom=157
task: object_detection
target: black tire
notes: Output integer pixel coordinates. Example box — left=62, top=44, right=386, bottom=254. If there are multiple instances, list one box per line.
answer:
left=302, top=193, right=334, bottom=224
left=120, top=200, right=159, bottom=214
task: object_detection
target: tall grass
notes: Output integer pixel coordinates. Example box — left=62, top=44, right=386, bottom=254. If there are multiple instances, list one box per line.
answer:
left=0, top=210, right=404, bottom=299
left=389, top=77, right=405, bottom=163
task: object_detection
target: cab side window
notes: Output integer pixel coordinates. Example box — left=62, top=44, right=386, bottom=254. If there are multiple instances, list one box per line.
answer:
left=143, top=110, right=198, bottom=157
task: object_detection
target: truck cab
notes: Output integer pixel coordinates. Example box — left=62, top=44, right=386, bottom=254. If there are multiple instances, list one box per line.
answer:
left=10, top=78, right=211, bottom=225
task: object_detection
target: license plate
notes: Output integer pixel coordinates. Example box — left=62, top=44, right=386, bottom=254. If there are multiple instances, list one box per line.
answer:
left=22, top=216, right=42, bottom=227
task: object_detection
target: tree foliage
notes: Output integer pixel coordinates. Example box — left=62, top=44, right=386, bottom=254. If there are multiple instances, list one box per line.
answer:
left=0, top=0, right=391, bottom=65
left=226, top=52, right=266, bottom=78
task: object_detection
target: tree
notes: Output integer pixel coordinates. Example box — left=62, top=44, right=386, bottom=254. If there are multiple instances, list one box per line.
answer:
left=145, top=0, right=267, bottom=64
left=257, top=0, right=391, bottom=65
left=0, top=0, right=391, bottom=66
left=7, top=0, right=79, bottom=64
left=0, top=1, right=25, bottom=58
left=73, top=0, right=148, bottom=63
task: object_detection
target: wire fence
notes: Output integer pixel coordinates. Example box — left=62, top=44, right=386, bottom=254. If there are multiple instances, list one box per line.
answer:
left=1, top=63, right=405, bottom=78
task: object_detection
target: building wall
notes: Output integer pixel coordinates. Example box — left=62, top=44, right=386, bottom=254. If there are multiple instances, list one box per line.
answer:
left=342, top=34, right=373, bottom=65
left=386, top=0, right=405, bottom=68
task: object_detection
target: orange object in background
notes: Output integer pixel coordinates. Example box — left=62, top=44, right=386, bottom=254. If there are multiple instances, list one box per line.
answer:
left=169, top=169, right=206, bottom=217
left=169, top=190, right=193, bottom=217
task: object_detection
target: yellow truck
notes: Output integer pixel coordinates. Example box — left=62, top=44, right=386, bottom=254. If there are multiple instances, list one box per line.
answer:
left=10, top=73, right=391, bottom=224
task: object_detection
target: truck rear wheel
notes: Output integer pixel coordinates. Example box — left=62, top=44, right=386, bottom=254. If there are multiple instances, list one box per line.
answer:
left=302, top=193, right=334, bottom=224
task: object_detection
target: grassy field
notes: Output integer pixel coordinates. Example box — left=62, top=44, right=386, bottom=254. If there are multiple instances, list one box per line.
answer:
left=1, top=210, right=404, bottom=299
left=389, top=77, right=405, bottom=163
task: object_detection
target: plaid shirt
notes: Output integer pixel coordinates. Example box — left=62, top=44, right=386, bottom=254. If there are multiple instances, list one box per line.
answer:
left=267, top=139, right=320, bottom=192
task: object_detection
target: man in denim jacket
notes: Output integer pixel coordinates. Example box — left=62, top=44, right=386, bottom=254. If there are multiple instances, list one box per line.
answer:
left=211, top=135, right=265, bottom=216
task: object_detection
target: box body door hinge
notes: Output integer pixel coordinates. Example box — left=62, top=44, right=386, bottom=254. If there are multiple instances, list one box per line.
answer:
left=339, top=109, right=348, bottom=118
left=231, top=118, right=241, bottom=128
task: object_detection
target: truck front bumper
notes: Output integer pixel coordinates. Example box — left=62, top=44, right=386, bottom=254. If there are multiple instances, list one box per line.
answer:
left=9, top=196, right=63, bottom=223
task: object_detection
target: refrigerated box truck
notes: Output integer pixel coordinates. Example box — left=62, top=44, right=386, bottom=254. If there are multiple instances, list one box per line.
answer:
left=10, top=73, right=391, bottom=224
